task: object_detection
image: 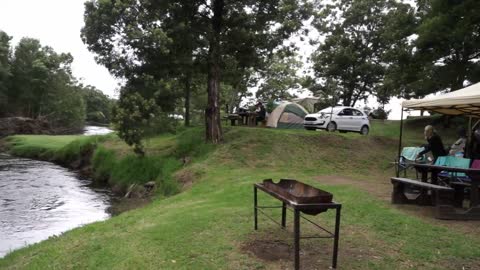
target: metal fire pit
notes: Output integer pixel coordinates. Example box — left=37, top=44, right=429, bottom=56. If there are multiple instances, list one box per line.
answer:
left=254, top=179, right=341, bottom=270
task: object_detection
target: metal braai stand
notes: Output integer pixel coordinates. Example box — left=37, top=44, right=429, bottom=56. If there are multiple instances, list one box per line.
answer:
left=253, top=179, right=342, bottom=270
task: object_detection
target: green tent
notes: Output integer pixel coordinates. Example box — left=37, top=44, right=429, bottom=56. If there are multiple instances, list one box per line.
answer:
left=266, top=102, right=308, bottom=129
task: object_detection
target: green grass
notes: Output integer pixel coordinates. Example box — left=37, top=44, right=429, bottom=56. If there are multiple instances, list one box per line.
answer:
left=1, top=122, right=478, bottom=269
left=5, top=135, right=82, bottom=158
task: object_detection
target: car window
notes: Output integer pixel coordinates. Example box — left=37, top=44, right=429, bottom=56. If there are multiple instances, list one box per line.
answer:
left=352, top=109, right=364, bottom=116
left=340, top=109, right=353, bottom=116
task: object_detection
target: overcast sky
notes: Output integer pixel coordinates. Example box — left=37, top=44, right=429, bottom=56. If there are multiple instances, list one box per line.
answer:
left=0, top=0, right=119, bottom=97
left=0, top=0, right=418, bottom=119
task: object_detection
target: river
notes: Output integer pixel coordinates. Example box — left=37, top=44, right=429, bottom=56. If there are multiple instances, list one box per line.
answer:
left=0, top=126, right=114, bottom=258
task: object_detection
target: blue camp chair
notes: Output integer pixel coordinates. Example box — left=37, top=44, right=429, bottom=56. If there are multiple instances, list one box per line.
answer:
left=434, top=156, right=471, bottom=183
left=396, top=147, right=427, bottom=177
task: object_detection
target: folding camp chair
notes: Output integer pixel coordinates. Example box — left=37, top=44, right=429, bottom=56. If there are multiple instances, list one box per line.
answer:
left=396, top=147, right=427, bottom=177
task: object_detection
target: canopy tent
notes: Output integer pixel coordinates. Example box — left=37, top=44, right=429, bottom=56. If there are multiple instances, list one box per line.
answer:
left=267, top=102, right=308, bottom=129
left=402, top=82, right=480, bottom=117
left=397, top=82, right=480, bottom=174
left=291, top=97, right=321, bottom=113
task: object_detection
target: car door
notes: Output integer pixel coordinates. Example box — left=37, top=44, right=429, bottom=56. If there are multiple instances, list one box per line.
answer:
left=351, top=109, right=365, bottom=131
left=336, top=109, right=353, bottom=130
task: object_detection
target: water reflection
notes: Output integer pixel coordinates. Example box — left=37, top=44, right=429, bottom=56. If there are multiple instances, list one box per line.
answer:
left=83, top=125, right=113, bottom=136
left=0, top=153, right=111, bottom=258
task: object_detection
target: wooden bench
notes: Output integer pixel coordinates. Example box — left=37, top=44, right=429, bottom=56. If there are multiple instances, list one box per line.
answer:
left=391, top=177, right=454, bottom=208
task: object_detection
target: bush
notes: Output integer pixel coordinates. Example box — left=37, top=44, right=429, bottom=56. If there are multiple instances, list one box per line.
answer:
left=54, top=135, right=108, bottom=164
left=92, top=149, right=182, bottom=195
left=369, top=107, right=390, bottom=120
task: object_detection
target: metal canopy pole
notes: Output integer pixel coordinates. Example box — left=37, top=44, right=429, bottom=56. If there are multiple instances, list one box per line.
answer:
left=467, top=116, right=473, bottom=158
left=397, top=107, right=404, bottom=177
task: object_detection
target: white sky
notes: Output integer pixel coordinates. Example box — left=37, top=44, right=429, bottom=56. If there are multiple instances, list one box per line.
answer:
left=0, top=0, right=119, bottom=98
left=0, top=0, right=421, bottom=119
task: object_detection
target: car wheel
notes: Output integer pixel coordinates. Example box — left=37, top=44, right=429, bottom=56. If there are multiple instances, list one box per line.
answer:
left=360, top=125, right=369, bottom=135
left=305, top=127, right=316, bottom=131
left=326, top=122, right=337, bottom=132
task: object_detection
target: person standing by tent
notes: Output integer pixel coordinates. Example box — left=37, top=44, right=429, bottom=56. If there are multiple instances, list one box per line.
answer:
left=255, top=101, right=266, bottom=125
left=417, top=125, right=447, bottom=162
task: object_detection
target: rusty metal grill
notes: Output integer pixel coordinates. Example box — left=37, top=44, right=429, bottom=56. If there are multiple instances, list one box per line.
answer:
left=254, top=179, right=342, bottom=270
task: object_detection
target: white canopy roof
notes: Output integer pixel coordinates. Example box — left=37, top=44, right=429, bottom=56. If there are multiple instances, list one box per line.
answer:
left=402, top=82, right=480, bottom=117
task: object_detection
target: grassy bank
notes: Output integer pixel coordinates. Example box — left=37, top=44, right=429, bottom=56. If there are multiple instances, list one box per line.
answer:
left=1, top=120, right=478, bottom=269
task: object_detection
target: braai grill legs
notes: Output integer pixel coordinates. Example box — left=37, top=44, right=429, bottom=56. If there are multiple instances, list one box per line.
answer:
left=253, top=185, right=342, bottom=270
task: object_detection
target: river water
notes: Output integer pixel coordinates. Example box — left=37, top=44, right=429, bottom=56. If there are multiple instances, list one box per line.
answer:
left=0, top=126, right=114, bottom=258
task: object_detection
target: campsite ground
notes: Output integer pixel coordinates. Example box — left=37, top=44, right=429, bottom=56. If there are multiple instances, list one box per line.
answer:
left=1, top=118, right=480, bottom=269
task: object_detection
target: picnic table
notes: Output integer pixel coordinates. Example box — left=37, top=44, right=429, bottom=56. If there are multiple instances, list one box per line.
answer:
left=412, top=163, right=480, bottom=219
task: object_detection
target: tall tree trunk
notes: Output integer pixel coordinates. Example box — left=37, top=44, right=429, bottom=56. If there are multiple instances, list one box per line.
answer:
left=205, top=0, right=224, bottom=143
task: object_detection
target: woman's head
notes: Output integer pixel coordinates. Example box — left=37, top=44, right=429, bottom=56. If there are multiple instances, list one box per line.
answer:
left=424, top=125, right=434, bottom=139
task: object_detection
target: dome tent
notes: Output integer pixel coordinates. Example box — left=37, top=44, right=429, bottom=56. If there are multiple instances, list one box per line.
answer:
left=267, top=102, right=308, bottom=129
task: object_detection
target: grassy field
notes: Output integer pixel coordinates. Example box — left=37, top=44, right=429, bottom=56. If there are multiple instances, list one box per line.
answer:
left=1, top=119, right=478, bottom=269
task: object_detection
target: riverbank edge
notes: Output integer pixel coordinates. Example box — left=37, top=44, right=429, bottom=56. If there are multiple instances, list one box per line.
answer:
left=0, top=135, right=159, bottom=214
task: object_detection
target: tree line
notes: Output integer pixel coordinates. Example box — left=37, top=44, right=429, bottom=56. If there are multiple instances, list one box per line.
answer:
left=0, top=31, right=114, bottom=130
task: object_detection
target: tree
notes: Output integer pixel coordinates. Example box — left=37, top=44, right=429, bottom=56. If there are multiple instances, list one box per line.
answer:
left=0, top=31, right=11, bottom=116
left=256, top=51, right=303, bottom=102
left=10, top=38, right=77, bottom=119
left=311, top=0, right=416, bottom=107
left=82, top=0, right=313, bottom=143
left=112, top=91, right=159, bottom=156
left=415, top=0, right=480, bottom=92
left=81, top=85, right=113, bottom=124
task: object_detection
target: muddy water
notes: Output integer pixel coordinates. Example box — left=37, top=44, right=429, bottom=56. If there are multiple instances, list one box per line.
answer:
left=0, top=153, right=111, bottom=258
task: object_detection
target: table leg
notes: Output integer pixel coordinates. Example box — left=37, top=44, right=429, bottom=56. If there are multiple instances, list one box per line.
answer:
left=281, top=202, right=287, bottom=228
left=254, top=186, right=258, bottom=230
left=431, top=170, right=438, bottom=185
left=421, top=168, right=428, bottom=182
left=294, top=209, right=300, bottom=270
left=471, top=177, right=479, bottom=207
left=332, top=206, right=341, bottom=269
left=419, top=169, right=428, bottom=204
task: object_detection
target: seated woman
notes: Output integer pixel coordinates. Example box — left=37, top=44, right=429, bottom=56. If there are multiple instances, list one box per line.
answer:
left=448, top=127, right=467, bottom=157
left=417, top=125, right=446, bottom=163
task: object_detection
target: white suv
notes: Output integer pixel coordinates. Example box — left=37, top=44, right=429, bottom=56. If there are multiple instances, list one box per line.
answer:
left=304, top=106, right=370, bottom=135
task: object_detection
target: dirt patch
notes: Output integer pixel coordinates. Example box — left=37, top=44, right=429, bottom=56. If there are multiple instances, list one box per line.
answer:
left=242, top=240, right=292, bottom=262
left=107, top=197, right=151, bottom=216
left=241, top=225, right=390, bottom=270
left=174, top=169, right=196, bottom=190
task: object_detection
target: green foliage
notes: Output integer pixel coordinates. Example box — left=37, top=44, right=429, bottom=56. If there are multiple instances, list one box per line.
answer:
left=82, top=0, right=314, bottom=143
left=415, top=0, right=480, bottom=91
left=175, top=127, right=216, bottom=159
left=369, top=107, right=391, bottom=120
left=112, top=92, right=159, bottom=156
left=256, top=52, right=303, bottom=102
left=0, top=31, right=88, bottom=129
left=0, top=31, right=11, bottom=116
left=47, top=84, right=86, bottom=129
left=91, top=146, right=116, bottom=181
left=54, top=135, right=107, bottom=164
left=91, top=144, right=182, bottom=193
left=81, top=84, right=113, bottom=124
left=311, top=0, right=416, bottom=106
